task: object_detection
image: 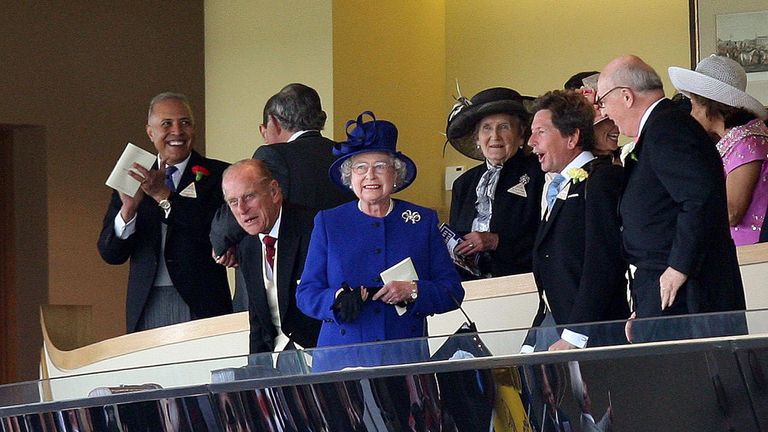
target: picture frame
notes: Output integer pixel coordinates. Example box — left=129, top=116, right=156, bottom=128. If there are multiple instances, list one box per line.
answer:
left=690, top=0, right=768, bottom=105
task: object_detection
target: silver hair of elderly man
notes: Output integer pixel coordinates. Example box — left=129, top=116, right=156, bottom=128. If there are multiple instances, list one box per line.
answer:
left=339, top=155, right=408, bottom=190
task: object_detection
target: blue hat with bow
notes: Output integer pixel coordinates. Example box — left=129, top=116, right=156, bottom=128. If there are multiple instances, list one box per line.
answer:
left=329, top=111, right=417, bottom=192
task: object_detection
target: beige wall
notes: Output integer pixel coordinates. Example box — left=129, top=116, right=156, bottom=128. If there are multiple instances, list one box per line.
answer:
left=332, top=0, right=448, bottom=211
left=0, top=2, right=206, bottom=381
left=204, top=1, right=335, bottom=162
left=442, top=0, right=691, bottom=210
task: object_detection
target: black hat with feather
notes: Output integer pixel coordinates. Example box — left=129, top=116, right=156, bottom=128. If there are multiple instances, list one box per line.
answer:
left=446, top=86, right=533, bottom=160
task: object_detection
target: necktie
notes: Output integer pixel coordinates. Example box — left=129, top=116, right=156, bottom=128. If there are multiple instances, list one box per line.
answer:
left=263, top=235, right=277, bottom=269
left=546, top=174, right=565, bottom=209
left=165, top=165, right=178, bottom=192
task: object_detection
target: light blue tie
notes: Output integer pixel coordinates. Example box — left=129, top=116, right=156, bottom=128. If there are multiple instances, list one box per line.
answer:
left=546, top=174, right=565, bottom=209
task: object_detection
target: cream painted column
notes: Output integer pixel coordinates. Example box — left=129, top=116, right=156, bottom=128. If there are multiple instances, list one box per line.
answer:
left=204, top=1, right=335, bottom=163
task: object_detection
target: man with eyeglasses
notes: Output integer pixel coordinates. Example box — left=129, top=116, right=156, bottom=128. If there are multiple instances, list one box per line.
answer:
left=210, top=83, right=353, bottom=310
left=598, top=55, right=745, bottom=342
left=221, top=159, right=320, bottom=355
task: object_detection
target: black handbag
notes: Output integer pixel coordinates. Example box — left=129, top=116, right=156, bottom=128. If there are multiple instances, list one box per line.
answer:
left=431, top=296, right=495, bottom=431
left=431, top=294, right=491, bottom=360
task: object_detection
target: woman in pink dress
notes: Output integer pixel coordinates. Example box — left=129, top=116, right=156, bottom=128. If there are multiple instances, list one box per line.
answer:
left=670, top=55, right=768, bottom=245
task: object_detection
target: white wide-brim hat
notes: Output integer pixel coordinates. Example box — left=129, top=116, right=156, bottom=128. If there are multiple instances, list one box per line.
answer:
left=668, top=55, right=767, bottom=120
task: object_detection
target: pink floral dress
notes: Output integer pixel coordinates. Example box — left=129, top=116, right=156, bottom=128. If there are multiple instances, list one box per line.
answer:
left=719, top=119, right=768, bottom=245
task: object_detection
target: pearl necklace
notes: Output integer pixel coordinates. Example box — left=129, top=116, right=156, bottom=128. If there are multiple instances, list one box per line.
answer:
left=358, top=198, right=394, bottom=217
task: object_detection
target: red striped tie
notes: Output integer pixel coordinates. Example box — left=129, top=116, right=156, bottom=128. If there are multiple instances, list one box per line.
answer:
left=263, top=235, right=276, bottom=269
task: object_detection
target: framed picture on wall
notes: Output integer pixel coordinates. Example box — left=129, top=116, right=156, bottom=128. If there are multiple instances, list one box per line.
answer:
left=690, top=0, right=768, bottom=104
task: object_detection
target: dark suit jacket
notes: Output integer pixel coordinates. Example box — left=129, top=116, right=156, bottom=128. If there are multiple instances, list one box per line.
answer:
left=620, top=99, right=745, bottom=316
left=237, top=203, right=321, bottom=353
left=209, top=131, right=354, bottom=256
left=532, top=157, right=629, bottom=331
left=98, top=150, right=232, bottom=333
left=254, top=131, right=355, bottom=210
left=449, top=151, right=544, bottom=277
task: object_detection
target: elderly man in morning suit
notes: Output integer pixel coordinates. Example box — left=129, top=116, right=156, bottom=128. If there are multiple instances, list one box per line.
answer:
left=210, top=84, right=353, bottom=310
left=99, top=92, right=231, bottom=332
left=221, top=160, right=320, bottom=354
left=598, top=55, right=745, bottom=341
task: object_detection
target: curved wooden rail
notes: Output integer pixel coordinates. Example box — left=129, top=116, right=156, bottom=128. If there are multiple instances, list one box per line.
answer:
left=41, top=311, right=249, bottom=372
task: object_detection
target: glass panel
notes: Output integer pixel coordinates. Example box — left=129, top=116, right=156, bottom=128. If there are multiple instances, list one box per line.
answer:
left=0, top=309, right=764, bottom=411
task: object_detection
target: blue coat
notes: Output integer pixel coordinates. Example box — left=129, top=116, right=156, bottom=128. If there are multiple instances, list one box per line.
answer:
left=297, top=200, right=464, bottom=370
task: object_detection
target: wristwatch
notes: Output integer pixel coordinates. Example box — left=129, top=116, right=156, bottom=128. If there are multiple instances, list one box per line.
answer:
left=158, top=199, right=171, bottom=211
left=408, top=281, right=418, bottom=302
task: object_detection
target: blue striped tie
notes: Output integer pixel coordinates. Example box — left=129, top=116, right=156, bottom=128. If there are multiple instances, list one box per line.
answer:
left=546, top=174, right=565, bottom=209
left=164, top=165, right=178, bottom=192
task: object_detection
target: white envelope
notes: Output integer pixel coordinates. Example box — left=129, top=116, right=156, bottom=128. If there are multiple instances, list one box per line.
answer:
left=105, top=143, right=155, bottom=197
left=380, top=257, right=419, bottom=316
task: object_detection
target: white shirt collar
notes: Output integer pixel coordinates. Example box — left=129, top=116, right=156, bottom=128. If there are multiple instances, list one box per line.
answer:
left=259, top=205, right=283, bottom=242
left=558, top=151, right=595, bottom=182
left=637, top=97, right=664, bottom=139
left=158, top=153, right=191, bottom=186
left=288, top=130, right=317, bottom=142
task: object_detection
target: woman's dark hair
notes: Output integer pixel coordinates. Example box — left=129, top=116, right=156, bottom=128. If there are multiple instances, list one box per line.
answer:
left=690, top=93, right=757, bottom=130
left=563, top=71, right=599, bottom=90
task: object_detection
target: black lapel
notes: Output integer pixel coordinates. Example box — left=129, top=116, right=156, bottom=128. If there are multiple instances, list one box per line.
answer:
left=248, top=241, right=274, bottom=331
left=276, top=206, right=299, bottom=319
left=176, top=150, right=202, bottom=193
left=625, top=99, right=668, bottom=174
left=535, top=179, right=570, bottom=248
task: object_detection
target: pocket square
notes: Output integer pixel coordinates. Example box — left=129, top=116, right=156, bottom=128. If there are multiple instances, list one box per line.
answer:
left=567, top=193, right=580, bottom=198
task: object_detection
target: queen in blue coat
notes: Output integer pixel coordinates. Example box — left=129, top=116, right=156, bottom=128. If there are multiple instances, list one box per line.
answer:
left=296, top=111, right=464, bottom=371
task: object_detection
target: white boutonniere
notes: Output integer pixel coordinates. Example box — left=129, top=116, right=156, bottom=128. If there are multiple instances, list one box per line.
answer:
left=567, top=167, right=589, bottom=184
left=620, top=140, right=636, bottom=164
left=401, top=210, right=421, bottom=224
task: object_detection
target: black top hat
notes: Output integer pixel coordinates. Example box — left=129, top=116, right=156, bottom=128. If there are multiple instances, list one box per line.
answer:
left=446, top=87, right=532, bottom=160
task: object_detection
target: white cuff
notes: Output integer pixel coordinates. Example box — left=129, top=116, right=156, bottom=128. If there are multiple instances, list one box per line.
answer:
left=113, top=213, right=137, bottom=239
left=561, top=328, right=589, bottom=348
left=520, top=344, right=534, bottom=354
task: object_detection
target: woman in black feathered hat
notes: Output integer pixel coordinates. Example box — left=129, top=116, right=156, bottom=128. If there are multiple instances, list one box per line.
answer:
left=446, top=87, right=545, bottom=278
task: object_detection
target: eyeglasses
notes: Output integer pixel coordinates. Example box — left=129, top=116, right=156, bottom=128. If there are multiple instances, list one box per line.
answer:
left=226, top=179, right=270, bottom=207
left=595, top=86, right=631, bottom=109
left=351, top=161, right=392, bottom=175
left=227, top=192, right=260, bottom=208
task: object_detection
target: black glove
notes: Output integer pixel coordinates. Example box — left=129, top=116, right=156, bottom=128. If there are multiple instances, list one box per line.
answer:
left=331, top=282, right=364, bottom=323
left=209, top=205, right=248, bottom=258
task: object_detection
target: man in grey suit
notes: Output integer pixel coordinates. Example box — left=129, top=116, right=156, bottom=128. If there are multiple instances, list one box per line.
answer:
left=211, top=83, right=353, bottom=309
